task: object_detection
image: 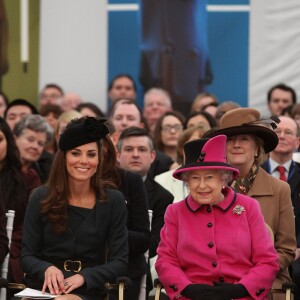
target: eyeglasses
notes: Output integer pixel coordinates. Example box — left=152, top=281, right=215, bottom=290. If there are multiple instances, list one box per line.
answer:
left=161, top=124, right=183, bottom=132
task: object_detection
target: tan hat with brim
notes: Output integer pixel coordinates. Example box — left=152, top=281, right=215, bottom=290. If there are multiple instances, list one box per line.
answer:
left=204, top=108, right=279, bottom=153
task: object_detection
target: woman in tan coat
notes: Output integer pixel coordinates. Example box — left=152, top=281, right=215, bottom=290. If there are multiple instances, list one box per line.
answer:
left=206, top=108, right=296, bottom=299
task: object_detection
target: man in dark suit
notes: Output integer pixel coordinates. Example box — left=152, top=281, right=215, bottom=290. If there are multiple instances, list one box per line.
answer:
left=116, top=126, right=174, bottom=296
left=261, top=115, right=300, bottom=297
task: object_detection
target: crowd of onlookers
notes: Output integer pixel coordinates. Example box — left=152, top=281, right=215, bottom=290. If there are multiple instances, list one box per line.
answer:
left=0, top=77, right=300, bottom=300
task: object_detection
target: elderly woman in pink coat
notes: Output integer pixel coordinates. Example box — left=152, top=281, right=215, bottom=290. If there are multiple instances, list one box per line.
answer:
left=155, top=135, right=279, bottom=300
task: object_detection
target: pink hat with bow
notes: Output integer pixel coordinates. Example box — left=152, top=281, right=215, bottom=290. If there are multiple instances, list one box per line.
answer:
left=173, top=135, right=239, bottom=180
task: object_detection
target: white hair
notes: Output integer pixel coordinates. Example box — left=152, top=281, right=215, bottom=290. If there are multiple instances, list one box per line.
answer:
left=144, top=88, right=172, bottom=108
left=181, top=168, right=233, bottom=184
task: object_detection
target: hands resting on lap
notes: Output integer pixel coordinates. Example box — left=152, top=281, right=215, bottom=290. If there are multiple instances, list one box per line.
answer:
left=42, top=266, right=85, bottom=295
left=181, top=282, right=249, bottom=300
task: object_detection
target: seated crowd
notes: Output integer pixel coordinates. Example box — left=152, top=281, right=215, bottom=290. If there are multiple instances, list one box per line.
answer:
left=0, top=79, right=299, bottom=300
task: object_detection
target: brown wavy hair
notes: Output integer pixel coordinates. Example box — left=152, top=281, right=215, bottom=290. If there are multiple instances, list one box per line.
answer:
left=40, top=135, right=117, bottom=234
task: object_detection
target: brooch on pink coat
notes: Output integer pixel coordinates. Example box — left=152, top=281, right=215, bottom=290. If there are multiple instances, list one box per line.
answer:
left=232, top=204, right=245, bottom=215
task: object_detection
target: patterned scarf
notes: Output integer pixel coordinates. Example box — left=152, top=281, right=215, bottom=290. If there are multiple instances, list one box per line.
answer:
left=230, top=163, right=259, bottom=195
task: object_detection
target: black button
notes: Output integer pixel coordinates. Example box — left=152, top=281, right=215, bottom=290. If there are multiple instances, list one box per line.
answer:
left=208, top=242, right=214, bottom=248
left=212, top=261, right=217, bottom=267
left=169, top=284, right=178, bottom=291
left=255, top=288, right=265, bottom=296
left=207, top=222, right=213, bottom=227
left=207, top=207, right=212, bottom=212
left=219, top=277, right=224, bottom=282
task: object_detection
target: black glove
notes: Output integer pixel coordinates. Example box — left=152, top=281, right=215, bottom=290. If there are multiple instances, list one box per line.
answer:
left=0, top=277, right=9, bottom=288
left=181, top=284, right=230, bottom=300
left=213, top=281, right=249, bottom=298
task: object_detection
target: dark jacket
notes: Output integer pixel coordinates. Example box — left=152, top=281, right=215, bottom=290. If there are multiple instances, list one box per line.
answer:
left=262, top=160, right=300, bottom=247
left=8, top=168, right=41, bottom=283
left=119, top=170, right=151, bottom=278
left=20, top=186, right=128, bottom=298
left=147, top=151, right=174, bottom=180
left=35, top=150, right=54, bottom=184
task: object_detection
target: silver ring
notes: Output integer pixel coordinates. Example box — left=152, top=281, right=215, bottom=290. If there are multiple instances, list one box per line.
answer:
left=64, top=282, right=69, bottom=286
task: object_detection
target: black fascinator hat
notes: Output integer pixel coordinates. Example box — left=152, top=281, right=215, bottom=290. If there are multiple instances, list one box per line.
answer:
left=59, top=116, right=109, bottom=151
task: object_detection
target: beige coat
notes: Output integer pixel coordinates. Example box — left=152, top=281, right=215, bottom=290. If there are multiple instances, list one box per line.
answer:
left=248, top=167, right=296, bottom=290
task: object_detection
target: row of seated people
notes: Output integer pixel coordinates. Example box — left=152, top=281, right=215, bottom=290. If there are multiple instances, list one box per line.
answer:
left=0, top=109, right=297, bottom=300
left=0, top=80, right=299, bottom=299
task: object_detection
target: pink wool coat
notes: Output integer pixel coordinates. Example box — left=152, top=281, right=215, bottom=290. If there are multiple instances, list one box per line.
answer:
left=155, top=187, right=279, bottom=300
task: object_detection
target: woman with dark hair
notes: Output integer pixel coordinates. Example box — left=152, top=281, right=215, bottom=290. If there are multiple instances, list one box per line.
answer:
left=153, top=111, right=186, bottom=162
left=0, top=117, right=35, bottom=283
left=76, top=102, right=105, bottom=118
left=20, top=117, right=128, bottom=300
left=184, top=111, right=216, bottom=129
left=39, top=104, right=63, bottom=155
left=39, top=104, right=63, bottom=129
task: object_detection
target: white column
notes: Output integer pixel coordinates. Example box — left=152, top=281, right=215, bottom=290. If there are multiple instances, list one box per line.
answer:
left=20, top=0, right=29, bottom=64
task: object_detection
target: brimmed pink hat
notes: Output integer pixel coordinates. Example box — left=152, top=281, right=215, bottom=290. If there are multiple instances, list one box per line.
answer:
left=173, top=135, right=239, bottom=180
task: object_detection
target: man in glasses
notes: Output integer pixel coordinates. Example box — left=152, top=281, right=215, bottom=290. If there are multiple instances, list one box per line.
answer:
left=39, top=83, right=64, bottom=108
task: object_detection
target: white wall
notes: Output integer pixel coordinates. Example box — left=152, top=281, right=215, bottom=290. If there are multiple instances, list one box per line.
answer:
left=249, top=0, right=300, bottom=116
left=39, top=0, right=107, bottom=112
